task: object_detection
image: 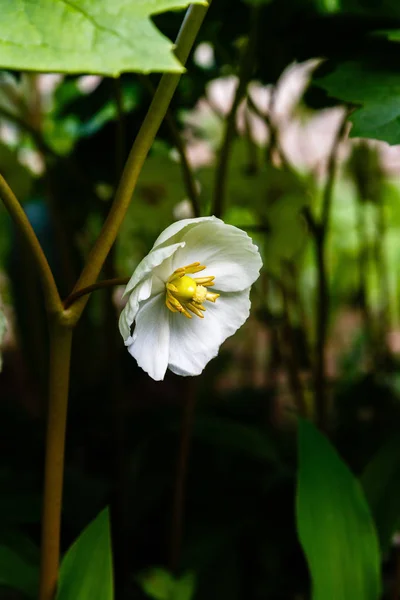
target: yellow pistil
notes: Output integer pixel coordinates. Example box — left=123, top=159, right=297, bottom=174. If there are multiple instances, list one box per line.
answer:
left=165, top=262, right=220, bottom=319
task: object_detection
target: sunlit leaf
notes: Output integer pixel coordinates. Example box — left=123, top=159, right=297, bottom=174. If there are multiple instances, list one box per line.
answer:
left=296, top=419, right=381, bottom=600
left=56, top=508, right=113, bottom=600
left=0, top=0, right=206, bottom=76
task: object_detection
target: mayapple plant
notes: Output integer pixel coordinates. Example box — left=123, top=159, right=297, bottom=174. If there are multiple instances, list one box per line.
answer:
left=0, top=0, right=395, bottom=598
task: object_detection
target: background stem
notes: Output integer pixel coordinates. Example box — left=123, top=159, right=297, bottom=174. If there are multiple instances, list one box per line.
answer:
left=313, top=115, right=348, bottom=430
left=213, top=8, right=258, bottom=218
left=0, top=174, right=62, bottom=314
left=169, top=382, right=197, bottom=573
left=140, top=75, right=201, bottom=218
left=39, top=321, right=73, bottom=600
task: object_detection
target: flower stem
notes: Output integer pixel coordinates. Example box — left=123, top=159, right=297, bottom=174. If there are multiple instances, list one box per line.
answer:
left=39, top=320, right=73, bottom=600
left=68, top=2, right=211, bottom=324
left=0, top=174, right=62, bottom=314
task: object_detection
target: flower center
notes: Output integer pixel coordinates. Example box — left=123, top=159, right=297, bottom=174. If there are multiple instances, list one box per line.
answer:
left=165, top=262, right=220, bottom=319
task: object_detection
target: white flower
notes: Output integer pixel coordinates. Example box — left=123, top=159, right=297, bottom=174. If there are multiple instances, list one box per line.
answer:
left=119, top=216, right=262, bottom=381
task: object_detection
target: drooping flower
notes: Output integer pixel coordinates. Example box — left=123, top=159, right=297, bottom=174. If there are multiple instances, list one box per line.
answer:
left=119, top=216, right=262, bottom=381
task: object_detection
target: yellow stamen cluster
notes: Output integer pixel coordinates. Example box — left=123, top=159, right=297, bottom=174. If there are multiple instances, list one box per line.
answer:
left=165, top=262, right=220, bottom=319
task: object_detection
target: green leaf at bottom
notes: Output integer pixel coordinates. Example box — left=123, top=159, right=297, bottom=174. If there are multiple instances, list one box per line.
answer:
left=296, top=419, right=381, bottom=600
left=56, top=508, right=113, bottom=600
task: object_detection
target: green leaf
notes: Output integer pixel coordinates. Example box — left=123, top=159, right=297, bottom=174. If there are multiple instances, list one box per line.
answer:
left=361, top=436, right=400, bottom=555
left=56, top=508, right=113, bottom=600
left=296, top=419, right=381, bottom=600
left=0, top=545, right=38, bottom=598
left=317, top=61, right=400, bottom=145
left=137, top=568, right=195, bottom=600
left=0, top=0, right=206, bottom=76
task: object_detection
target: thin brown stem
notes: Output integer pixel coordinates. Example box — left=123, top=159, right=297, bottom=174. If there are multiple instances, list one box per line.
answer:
left=280, top=279, right=307, bottom=417
left=391, top=548, right=400, bottom=600
left=39, top=321, right=73, bottom=600
left=169, top=382, right=197, bottom=573
left=213, top=9, right=258, bottom=218
left=246, top=89, right=294, bottom=173
left=313, top=113, right=349, bottom=430
left=165, top=110, right=201, bottom=217
left=63, top=277, right=129, bottom=308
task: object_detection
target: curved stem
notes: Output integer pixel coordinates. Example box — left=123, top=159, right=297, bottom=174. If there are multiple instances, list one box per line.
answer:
left=68, top=2, right=211, bottom=324
left=39, top=321, right=73, bottom=600
left=0, top=174, right=62, bottom=314
left=212, top=9, right=258, bottom=218
left=63, top=277, right=129, bottom=308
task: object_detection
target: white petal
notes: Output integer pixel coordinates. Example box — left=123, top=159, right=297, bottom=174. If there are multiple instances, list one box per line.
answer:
left=119, top=277, right=152, bottom=343
left=172, top=221, right=262, bottom=292
left=168, top=288, right=251, bottom=376
left=127, top=293, right=170, bottom=381
left=123, top=242, right=185, bottom=297
left=152, top=216, right=222, bottom=249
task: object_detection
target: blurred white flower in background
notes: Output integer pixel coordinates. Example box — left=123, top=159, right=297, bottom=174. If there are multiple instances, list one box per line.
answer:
left=180, top=59, right=357, bottom=176
left=172, top=199, right=195, bottom=220
left=193, top=42, right=215, bottom=70
left=119, top=217, right=262, bottom=381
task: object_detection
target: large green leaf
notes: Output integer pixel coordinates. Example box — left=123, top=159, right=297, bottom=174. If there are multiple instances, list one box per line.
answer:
left=296, top=419, right=381, bottom=600
left=316, top=61, right=400, bottom=145
left=0, top=544, right=38, bottom=598
left=56, top=508, right=113, bottom=600
left=0, top=0, right=205, bottom=76
left=361, top=436, right=400, bottom=555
